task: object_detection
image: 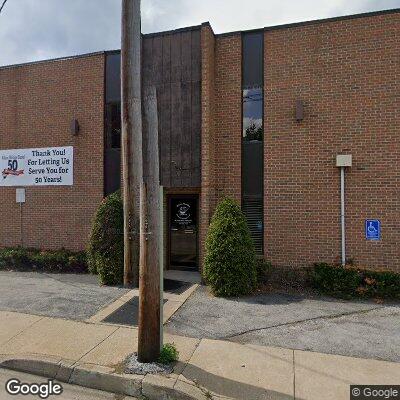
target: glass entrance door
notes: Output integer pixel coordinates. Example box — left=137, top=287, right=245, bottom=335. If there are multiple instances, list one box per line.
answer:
left=169, top=196, right=198, bottom=270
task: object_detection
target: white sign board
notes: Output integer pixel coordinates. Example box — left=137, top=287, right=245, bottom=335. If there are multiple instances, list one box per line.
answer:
left=16, top=188, right=26, bottom=203
left=0, top=146, right=73, bottom=187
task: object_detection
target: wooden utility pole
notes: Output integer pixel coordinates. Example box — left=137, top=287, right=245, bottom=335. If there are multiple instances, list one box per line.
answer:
left=121, top=0, right=142, bottom=287
left=138, top=86, right=162, bottom=362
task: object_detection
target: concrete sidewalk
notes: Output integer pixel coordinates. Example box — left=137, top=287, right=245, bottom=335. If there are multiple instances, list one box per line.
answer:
left=0, top=310, right=399, bottom=400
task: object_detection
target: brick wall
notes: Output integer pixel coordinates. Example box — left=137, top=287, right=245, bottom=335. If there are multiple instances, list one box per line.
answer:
left=214, top=34, right=242, bottom=203
left=199, top=23, right=216, bottom=268
left=0, top=54, right=105, bottom=251
left=201, top=11, right=399, bottom=273
left=200, top=26, right=242, bottom=269
left=263, top=13, right=400, bottom=271
left=1, top=11, right=398, bottom=274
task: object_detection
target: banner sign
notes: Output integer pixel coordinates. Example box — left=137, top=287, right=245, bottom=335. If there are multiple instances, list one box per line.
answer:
left=0, top=146, right=73, bottom=187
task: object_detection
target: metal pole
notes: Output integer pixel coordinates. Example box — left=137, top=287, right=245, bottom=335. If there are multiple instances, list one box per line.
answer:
left=20, top=203, right=23, bottom=247
left=121, top=0, right=142, bottom=287
left=340, top=167, right=346, bottom=266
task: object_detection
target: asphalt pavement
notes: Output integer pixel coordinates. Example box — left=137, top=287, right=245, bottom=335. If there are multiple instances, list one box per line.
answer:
left=0, top=271, right=129, bottom=320
left=165, top=285, right=400, bottom=362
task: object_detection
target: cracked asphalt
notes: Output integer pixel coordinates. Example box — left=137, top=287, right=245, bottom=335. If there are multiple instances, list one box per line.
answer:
left=0, top=271, right=129, bottom=320
left=165, top=285, right=400, bottom=362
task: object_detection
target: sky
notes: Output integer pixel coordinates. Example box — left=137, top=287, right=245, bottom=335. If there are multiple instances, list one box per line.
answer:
left=0, top=0, right=399, bottom=67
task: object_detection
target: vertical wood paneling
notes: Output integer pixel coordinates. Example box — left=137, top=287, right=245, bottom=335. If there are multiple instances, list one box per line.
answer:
left=181, top=82, right=192, bottom=186
left=191, top=30, right=201, bottom=82
left=170, top=33, right=183, bottom=187
left=170, top=82, right=182, bottom=186
left=190, top=30, right=202, bottom=187
left=152, top=36, right=163, bottom=85
left=191, top=81, right=201, bottom=186
left=181, top=31, right=193, bottom=186
left=181, top=31, right=192, bottom=83
left=142, top=37, right=153, bottom=88
left=160, top=35, right=172, bottom=187
left=170, top=33, right=182, bottom=84
left=143, top=28, right=201, bottom=188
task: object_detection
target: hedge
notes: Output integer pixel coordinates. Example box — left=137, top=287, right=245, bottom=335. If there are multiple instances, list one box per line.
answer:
left=311, top=263, right=400, bottom=300
left=87, top=190, right=124, bottom=285
left=203, top=198, right=257, bottom=297
left=0, top=247, right=87, bottom=273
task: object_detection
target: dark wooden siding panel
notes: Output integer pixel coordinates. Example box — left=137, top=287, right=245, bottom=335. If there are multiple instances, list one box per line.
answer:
left=190, top=29, right=201, bottom=186
left=170, top=82, right=183, bottom=186
left=170, top=33, right=182, bottom=84
left=191, top=81, right=201, bottom=186
left=180, top=31, right=193, bottom=187
left=142, top=27, right=201, bottom=188
left=181, top=82, right=192, bottom=186
left=191, top=29, right=201, bottom=82
left=181, top=31, right=192, bottom=83
left=158, top=85, right=171, bottom=187
left=162, top=35, right=172, bottom=83
left=160, top=35, right=172, bottom=187
left=169, top=33, right=182, bottom=187
left=152, top=36, right=163, bottom=85
left=142, top=37, right=153, bottom=87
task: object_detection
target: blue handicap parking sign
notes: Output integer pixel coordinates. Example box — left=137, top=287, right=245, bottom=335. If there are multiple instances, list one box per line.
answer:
left=365, top=220, right=381, bottom=241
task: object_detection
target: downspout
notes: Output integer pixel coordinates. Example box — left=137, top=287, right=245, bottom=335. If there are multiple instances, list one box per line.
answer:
left=336, top=155, right=352, bottom=267
left=340, top=167, right=346, bottom=266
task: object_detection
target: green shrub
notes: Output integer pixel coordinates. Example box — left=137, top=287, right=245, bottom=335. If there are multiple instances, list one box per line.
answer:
left=256, top=259, right=272, bottom=285
left=87, top=190, right=124, bottom=285
left=203, top=198, right=257, bottom=297
left=0, top=247, right=87, bottom=273
left=0, top=247, right=30, bottom=268
left=312, top=263, right=361, bottom=299
left=158, top=343, right=179, bottom=364
left=311, top=263, right=400, bottom=300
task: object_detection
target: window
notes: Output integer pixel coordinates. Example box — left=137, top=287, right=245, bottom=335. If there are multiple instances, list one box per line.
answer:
left=105, top=103, right=121, bottom=149
left=242, top=32, right=264, bottom=255
left=243, top=87, right=263, bottom=141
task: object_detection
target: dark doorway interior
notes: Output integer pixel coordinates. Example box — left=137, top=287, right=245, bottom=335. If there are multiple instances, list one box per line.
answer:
left=168, top=196, right=198, bottom=271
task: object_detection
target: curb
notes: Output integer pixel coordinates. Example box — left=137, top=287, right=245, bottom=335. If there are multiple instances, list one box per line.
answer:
left=0, top=355, right=219, bottom=400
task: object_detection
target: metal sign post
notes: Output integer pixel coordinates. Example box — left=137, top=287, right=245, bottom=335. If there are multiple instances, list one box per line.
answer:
left=16, top=188, right=26, bottom=247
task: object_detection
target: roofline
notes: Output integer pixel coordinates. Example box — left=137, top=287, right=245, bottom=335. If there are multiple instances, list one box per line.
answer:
left=0, top=24, right=203, bottom=70
left=142, top=23, right=202, bottom=38
left=1, top=7, right=398, bottom=69
left=216, top=7, right=400, bottom=37
left=0, top=51, right=106, bottom=71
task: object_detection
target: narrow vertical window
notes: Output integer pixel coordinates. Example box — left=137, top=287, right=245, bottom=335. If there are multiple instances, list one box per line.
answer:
left=104, top=52, right=122, bottom=195
left=242, top=32, right=264, bottom=255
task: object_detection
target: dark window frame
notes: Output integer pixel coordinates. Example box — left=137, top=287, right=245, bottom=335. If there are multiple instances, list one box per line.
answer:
left=241, top=31, right=264, bottom=256
left=105, top=102, right=121, bottom=149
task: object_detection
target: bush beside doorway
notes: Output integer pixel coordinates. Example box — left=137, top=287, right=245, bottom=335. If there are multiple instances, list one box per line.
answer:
left=203, top=198, right=257, bottom=297
left=87, top=190, right=124, bottom=285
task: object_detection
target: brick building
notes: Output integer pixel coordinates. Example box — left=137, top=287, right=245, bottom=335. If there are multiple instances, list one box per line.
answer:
left=0, top=9, right=399, bottom=273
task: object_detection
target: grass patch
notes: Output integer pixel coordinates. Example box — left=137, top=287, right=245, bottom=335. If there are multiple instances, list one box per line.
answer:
left=158, top=343, right=179, bottom=364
